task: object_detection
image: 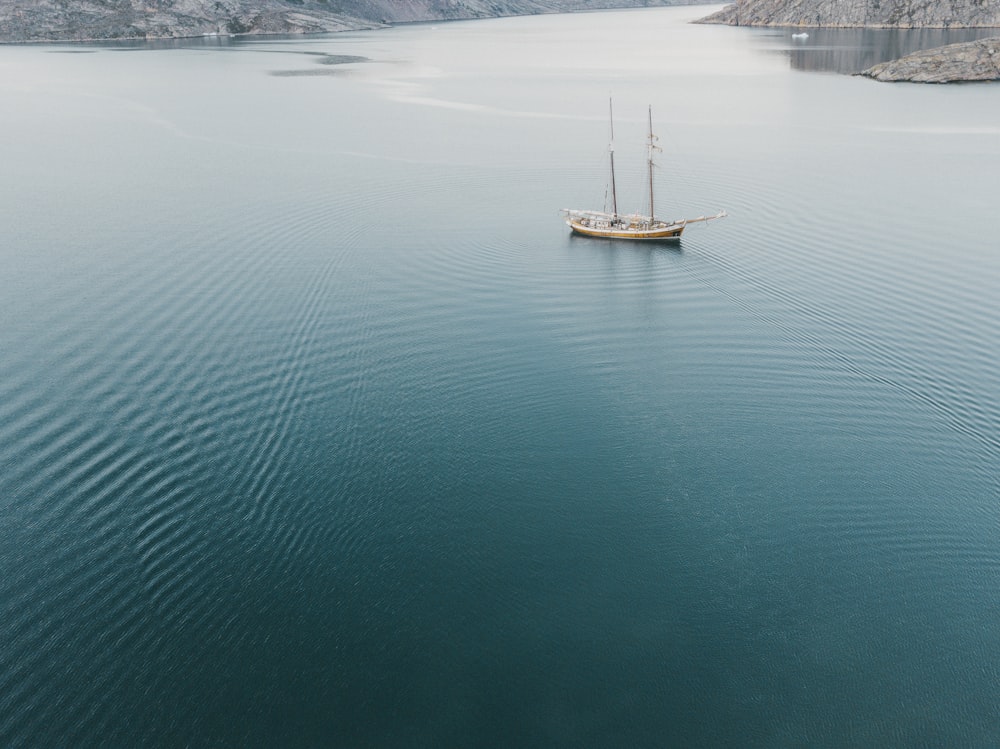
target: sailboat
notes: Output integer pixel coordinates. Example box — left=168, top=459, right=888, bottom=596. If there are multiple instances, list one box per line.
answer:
left=564, top=102, right=726, bottom=241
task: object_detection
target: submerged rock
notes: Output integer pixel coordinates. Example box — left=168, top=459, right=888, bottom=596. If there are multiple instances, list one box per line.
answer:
left=858, top=37, right=1000, bottom=82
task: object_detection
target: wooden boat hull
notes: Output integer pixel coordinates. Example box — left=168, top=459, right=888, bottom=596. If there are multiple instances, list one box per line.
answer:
left=566, top=218, right=684, bottom=241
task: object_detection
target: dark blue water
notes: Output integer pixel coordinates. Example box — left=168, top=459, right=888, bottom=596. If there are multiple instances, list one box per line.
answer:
left=2, top=7, right=999, bottom=745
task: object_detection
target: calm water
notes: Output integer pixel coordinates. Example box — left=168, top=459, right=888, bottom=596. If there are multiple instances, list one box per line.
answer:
left=2, top=7, right=1000, bottom=745
left=774, top=26, right=1000, bottom=73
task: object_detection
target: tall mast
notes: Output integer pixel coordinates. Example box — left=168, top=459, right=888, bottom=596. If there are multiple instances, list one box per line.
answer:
left=646, top=105, right=660, bottom=223
left=609, top=98, right=618, bottom=220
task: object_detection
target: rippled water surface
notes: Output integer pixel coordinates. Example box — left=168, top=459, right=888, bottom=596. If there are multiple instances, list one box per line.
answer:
left=2, top=7, right=999, bottom=745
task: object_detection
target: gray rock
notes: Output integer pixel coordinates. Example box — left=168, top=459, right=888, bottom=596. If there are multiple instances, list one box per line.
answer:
left=0, top=0, right=690, bottom=43
left=696, top=0, right=1000, bottom=28
left=0, top=0, right=370, bottom=41
left=858, top=36, right=1000, bottom=81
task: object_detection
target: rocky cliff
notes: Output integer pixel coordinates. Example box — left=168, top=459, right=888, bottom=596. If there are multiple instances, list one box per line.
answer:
left=697, top=0, right=1000, bottom=28
left=858, top=36, right=1000, bottom=80
left=1, top=0, right=366, bottom=40
left=0, top=0, right=686, bottom=42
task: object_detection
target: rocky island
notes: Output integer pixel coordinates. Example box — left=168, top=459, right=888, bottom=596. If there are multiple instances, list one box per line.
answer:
left=0, top=0, right=688, bottom=42
left=858, top=36, right=1000, bottom=82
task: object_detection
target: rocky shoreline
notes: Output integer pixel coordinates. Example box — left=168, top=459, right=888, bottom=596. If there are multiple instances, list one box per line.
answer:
left=8, top=0, right=1000, bottom=84
left=857, top=36, right=1000, bottom=82
left=0, top=0, right=688, bottom=43
left=695, top=1, right=1000, bottom=82
left=695, top=0, right=1000, bottom=29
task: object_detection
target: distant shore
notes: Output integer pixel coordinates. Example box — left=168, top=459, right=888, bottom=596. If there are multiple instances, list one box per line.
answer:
left=695, top=1, right=1000, bottom=82
left=694, top=0, right=1000, bottom=28
left=0, top=0, right=699, bottom=44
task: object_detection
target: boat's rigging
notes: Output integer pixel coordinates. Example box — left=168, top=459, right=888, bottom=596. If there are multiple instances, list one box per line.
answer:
left=562, top=100, right=726, bottom=241
left=608, top=98, right=619, bottom=220
left=599, top=105, right=669, bottom=221
left=646, top=105, right=661, bottom=224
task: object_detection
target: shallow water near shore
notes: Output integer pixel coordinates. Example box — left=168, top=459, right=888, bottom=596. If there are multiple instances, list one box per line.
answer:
left=1, top=6, right=1000, bottom=745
